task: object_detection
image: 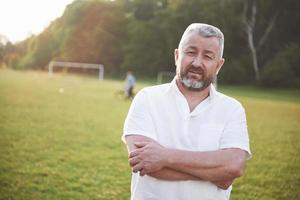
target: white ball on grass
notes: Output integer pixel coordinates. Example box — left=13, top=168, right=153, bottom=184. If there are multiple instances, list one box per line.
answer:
left=59, top=88, right=64, bottom=93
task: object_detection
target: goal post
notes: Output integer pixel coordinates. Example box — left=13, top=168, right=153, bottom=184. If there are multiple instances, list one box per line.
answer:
left=48, top=61, right=104, bottom=80
left=213, top=75, right=218, bottom=89
left=157, top=71, right=176, bottom=84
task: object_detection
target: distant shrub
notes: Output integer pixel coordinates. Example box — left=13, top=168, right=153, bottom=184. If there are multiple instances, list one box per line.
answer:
left=219, top=57, right=253, bottom=85
left=260, top=44, right=300, bottom=88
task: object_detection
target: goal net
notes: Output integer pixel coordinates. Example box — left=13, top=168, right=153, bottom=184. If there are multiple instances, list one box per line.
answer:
left=157, top=71, right=176, bottom=84
left=48, top=61, right=104, bottom=80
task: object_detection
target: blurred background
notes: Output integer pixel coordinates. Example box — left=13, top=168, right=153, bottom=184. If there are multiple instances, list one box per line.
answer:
left=0, top=0, right=299, bottom=87
left=0, top=0, right=299, bottom=200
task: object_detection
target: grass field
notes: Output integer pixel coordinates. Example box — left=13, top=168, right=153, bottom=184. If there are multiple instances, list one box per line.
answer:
left=0, top=69, right=299, bottom=200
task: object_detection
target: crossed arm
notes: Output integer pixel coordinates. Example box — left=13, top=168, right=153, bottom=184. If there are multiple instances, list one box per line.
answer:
left=125, top=134, right=248, bottom=190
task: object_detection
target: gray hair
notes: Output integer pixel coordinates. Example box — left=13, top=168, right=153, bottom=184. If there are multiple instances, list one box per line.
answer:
left=178, top=23, right=224, bottom=57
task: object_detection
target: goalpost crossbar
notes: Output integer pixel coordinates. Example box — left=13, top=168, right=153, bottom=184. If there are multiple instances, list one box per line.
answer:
left=48, top=61, right=104, bottom=80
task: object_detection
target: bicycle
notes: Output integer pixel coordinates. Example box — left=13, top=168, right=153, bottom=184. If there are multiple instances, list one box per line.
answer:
left=114, top=89, right=135, bottom=100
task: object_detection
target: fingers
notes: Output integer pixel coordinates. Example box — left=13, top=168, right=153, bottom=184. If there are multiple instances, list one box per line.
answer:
left=128, top=141, right=162, bottom=176
left=128, top=156, right=140, bottom=167
left=132, top=164, right=147, bottom=176
left=128, top=151, right=147, bottom=175
left=129, top=142, right=148, bottom=158
left=129, top=157, right=145, bottom=175
left=134, top=141, right=149, bottom=148
left=132, top=163, right=143, bottom=173
left=129, top=149, right=142, bottom=158
left=139, top=169, right=147, bottom=176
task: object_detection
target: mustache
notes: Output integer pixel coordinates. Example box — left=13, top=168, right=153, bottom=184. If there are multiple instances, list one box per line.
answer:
left=186, top=65, right=205, bottom=74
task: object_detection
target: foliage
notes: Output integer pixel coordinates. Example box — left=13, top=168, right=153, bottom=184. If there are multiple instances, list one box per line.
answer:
left=260, top=44, right=300, bottom=87
left=2, top=0, right=126, bottom=75
left=0, top=43, right=4, bottom=65
left=60, top=0, right=126, bottom=75
left=219, top=59, right=253, bottom=84
left=1, top=0, right=300, bottom=87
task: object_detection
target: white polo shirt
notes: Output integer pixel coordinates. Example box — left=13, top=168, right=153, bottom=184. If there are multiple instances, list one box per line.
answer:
left=123, top=79, right=251, bottom=200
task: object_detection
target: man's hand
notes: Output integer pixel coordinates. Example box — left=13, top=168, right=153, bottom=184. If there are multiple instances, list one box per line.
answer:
left=212, top=179, right=234, bottom=190
left=129, top=141, right=168, bottom=176
left=124, top=135, right=243, bottom=189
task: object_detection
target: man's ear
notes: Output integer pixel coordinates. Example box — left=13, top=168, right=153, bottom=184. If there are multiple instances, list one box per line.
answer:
left=174, top=49, right=179, bottom=65
left=216, top=58, right=225, bottom=75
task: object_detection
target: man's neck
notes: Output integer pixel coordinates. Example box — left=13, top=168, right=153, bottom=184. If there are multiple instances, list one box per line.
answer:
left=175, top=78, right=210, bottom=112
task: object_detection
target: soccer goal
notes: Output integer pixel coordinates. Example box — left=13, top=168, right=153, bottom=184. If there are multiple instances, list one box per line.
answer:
left=48, top=61, right=104, bottom=80
left=157, top=71, right=176, bottom=84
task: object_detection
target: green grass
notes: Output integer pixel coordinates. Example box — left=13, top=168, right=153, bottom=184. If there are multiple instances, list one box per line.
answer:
left=0, top=69, right=299, bottom=200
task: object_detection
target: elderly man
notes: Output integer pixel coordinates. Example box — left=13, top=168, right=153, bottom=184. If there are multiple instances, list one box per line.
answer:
left=122, top=23, right=251, bottom=200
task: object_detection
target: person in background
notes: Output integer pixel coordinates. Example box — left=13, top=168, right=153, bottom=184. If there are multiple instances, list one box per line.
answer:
left=122, top=23, right=251, bottom=200
left=125, top=71, right=136, bottom=99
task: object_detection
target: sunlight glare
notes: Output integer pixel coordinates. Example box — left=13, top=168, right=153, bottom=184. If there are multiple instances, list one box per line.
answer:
left=0, top=0, right=74, bottom=43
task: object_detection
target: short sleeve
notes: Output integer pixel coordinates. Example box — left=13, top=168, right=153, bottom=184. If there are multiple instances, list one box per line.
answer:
left=220, top=104, right=252, bottom=159
left=122, top=89, right=156, bottom=143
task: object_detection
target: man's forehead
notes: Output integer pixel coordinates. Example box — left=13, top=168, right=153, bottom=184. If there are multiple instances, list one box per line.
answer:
left=181, top=33, right=220, bottom=53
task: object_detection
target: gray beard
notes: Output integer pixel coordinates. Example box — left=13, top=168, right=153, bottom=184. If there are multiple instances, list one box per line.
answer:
left=179, top=73, right=214, bottom=91
left=177, top=64, right=214, bottom=91
left=181, top=77, right=205, bottom=91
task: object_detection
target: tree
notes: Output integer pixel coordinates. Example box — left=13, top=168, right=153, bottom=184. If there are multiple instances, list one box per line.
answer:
left=0, top=34, right=9, bottom=66
left=243, top=0, right=279, bottom=82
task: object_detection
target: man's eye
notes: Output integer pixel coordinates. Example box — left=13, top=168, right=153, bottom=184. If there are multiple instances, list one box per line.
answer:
left=205, top=55, right=213, bottom=59
left=186, top=51, right=196, bottom=55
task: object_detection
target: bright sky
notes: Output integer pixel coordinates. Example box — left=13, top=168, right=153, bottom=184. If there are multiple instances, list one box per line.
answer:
left=0, top=0, right=74, bottom=43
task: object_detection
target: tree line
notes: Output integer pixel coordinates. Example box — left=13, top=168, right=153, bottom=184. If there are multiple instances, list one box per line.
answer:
left=0, top=0, right=299, bottom=87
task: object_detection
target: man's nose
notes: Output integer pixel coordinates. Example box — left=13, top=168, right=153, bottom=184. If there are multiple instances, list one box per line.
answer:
left=191, top=56, right=203, bottom=67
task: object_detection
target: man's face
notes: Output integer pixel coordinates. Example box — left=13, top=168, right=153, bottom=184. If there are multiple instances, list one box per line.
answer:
left=175, top=33, right=224, bottom=91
